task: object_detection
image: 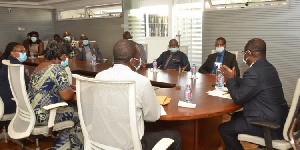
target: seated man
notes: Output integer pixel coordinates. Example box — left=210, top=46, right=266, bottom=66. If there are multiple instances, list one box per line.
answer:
left=198, top=37, right=240, bottom=77
left=143, top=39, right=190, bottom=71
left=123, top=31, right=147, bottom=63
left=95, top=40, right=181, bottom=150
left=75, top=34, right=102, bottom=62
left=218, top=38, right=289, bottom=149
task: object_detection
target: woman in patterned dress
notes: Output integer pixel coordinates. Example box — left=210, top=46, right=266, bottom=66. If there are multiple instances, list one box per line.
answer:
left=27, top=41, right=83, bottom=150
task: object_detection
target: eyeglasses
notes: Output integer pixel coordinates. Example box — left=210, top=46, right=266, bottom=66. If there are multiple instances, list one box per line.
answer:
left=241, top=50, right=251, bottom=54
left=132, top=58, right=140, bottom=62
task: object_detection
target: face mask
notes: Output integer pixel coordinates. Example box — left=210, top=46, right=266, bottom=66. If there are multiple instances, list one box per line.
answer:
left=169, top=48, right=179, bottom=53
left=31, top=37, right=37, bottom=42
left=131, top=58, right=141, bottom=71
left=64, top=36, right=71, bottom=42
left=61, top=58, right=69, bottom=67
left=17, top=53, right=27, bottom=62
left=216, top=47, right=225, bottom=53
left=83, top=40, right=89, bottom=46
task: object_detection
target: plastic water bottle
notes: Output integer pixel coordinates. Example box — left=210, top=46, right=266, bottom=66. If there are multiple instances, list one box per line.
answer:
left=184, top=84, right=192, bottom=102
left=92, top=54, right=96, bottom=65
left=30, top=51, right=34, bottom=59
left=153, top=59, right=157, bottom=72
left=191, top=64, right=196, bottom=78
left=216, top=66, right=224, bottom=90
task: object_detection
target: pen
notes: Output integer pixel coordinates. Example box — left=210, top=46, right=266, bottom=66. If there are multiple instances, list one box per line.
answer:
left=182, top=65, right=188, bottom=72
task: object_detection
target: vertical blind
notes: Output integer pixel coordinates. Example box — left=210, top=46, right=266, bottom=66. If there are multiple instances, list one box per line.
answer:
left=203, top=0, right=300, bottom=101
left=173, top=0, right=204, bottom=67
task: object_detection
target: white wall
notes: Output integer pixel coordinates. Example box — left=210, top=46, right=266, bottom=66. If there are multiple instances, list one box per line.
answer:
left=141, top=0, right=174, bottom=62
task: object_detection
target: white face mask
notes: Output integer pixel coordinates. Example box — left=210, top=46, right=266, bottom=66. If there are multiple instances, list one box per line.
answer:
left=131, top=58, right=142, bottom=71
left=216, top=47, right=225, bottom=53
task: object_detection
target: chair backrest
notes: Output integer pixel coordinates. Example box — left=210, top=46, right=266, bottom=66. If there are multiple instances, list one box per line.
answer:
left=283, top=78, right=300, bottom=141
left=180, top=46, right=188, bottom=55
left=73, top=74, right=141, bottom=150
left=0, top=97, right=4, bottom=119
left=2, top=60, right=35, bottom=139
left=211, top=50, right=238, bottom=60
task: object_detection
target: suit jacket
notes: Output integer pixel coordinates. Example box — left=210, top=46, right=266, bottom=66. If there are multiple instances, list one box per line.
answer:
left=198, top=50, right=240, bottom=77
left=146, top=50, right=191, bottom=71
left=76, top=43, right=103, bottom=62
left=226, top=58, right=289, bottom=139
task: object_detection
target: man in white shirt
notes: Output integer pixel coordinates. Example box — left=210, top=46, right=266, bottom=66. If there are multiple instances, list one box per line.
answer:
left=95, top=40, right=181, bottom=150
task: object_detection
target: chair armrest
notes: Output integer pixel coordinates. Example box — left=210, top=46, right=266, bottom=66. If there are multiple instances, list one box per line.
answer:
left=42, top=102, right=68, bottom=129
left=42, top=102, right=68, bottom=110
left=249, top=120, right=280, bottom=130
left=152, top=138, right=174, bottom=150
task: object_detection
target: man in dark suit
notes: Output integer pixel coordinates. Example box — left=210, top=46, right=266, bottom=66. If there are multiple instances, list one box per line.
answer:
left=218, top=38, right=289, bottom=149
left=75, top=34, right=103, bottom=62
left=198, top=37, right=240, bottom=77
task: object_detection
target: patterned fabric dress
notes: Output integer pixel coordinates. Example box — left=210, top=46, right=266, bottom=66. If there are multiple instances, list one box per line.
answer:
left=28, top=64, right=83, bottom=150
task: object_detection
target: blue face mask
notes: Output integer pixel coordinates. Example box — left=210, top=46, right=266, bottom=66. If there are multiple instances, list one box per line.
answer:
left=216, top=47, right=225, bottom=53
left=169, top=48, right=179, bottom=53
left=64, top=36, right=71, bottom=42
left=61, top=58, right=69, bottom=67
left=83, top=40, right=89, bottom=46
left=17, top=53, right=27, bottom=62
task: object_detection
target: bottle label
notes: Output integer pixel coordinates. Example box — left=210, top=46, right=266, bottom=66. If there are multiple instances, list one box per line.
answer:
left=153, top=61, right=157, bottom=67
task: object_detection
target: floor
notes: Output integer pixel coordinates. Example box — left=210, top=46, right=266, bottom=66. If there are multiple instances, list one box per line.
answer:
left=0, top=114, right=259, bottom=150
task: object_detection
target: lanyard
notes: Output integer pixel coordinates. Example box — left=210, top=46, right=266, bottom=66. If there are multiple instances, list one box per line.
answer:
left=211, top=51, right=225, bottom=73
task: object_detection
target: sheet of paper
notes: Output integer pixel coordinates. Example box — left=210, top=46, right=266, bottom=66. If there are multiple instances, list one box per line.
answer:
left=160, top=105, right=167, bottom=116
left=157, top=96, right=167, bottom=105
left=207, top=89, right=232, bottom=99
left=178, top=101, right=196, bottom=108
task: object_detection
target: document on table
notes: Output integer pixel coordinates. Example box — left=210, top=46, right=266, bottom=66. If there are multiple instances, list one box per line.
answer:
left=160, top=105, right=167, bottom=116
left=207, top=87, right=232, bottom=99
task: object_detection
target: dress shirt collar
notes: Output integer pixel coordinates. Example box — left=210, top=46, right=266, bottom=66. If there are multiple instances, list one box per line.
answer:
left=113, top=64, right=132, bottom=70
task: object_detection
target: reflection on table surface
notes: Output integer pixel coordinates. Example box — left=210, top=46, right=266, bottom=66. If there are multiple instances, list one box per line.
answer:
left=24, top=57, right=242, bottom=150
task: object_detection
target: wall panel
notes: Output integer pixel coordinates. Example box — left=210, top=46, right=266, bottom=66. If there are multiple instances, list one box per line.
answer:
left=203, top=0, right=300, bottom=101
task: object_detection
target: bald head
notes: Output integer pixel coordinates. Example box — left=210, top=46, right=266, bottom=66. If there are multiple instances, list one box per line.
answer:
left=123, top=31, right=132, bottom=39
left=63, top=31, right=71, bottom=37
left=80, top=34, right=88, bottom=40
left=245, top=38, right=266, bottom=53
left=113, top=40, right=137, bottom=62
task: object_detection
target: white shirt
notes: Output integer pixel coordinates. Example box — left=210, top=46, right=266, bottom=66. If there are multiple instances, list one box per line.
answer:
left=95, top=64, right=160, bottom=144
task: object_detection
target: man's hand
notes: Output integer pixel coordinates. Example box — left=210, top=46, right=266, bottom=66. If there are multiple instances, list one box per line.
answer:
left=141, top=62, right=146, bottom=68
left=220, top=65, right=236, bottom=81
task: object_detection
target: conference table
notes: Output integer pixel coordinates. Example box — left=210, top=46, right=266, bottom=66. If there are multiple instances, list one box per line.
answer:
left=24, top=58, right=242, bottom=150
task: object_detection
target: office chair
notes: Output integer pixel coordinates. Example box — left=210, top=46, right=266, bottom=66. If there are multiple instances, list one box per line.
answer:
left=211, top=50, right=238, bottom=60
left=0, top=96, right=23, bottom=146
left=238, top=78, right=300, bottom=150
left=73, top=74, right=173, bottom=150
left=179, top=46, right=188, bottom=56
left=3, top=60, right=74, bottom=150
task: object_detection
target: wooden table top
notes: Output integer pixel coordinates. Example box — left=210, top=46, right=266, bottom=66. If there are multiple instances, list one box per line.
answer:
left=24, top=58, right=242, bottom=121
left=155, top=73, right=242, bottom=120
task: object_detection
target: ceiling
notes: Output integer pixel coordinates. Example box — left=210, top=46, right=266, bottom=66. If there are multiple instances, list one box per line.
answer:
left=0, top=0, right=83, bottom=8
left=0, top=0, right=121, bottom=9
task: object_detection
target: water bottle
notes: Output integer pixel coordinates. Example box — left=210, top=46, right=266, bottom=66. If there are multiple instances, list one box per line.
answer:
left=184, top=84, right=192, bottom=102
left=216, top=66, right=224, bottom=90
left=30, top=51, right=34, bottom=59
left=153, top=59, right=157, bottom=72
left=191, top=64, right=196, bottom=78
left=92, top=54, right=96, bottom=65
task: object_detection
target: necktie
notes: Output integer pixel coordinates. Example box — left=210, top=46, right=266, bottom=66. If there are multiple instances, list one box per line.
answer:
left=164, top=53, right=173, bottom=69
